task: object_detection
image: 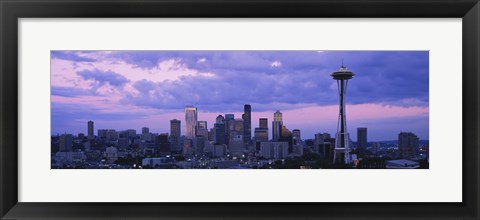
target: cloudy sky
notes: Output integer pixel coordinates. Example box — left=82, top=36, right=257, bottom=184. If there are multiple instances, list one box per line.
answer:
left=51, top=51, right=429, bottom=141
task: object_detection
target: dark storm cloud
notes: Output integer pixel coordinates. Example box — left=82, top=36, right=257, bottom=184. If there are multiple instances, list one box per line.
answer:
left=111, top=51, right=428, bottom=112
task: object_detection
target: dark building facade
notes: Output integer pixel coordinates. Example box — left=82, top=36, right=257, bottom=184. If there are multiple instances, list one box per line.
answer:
left=170, top=119, right=181, bottom=152
left=243, top=104, right=252, bottom=144
left=398, top=132, right=420, bottom=159
left=357, top=127, right=367, bottom=149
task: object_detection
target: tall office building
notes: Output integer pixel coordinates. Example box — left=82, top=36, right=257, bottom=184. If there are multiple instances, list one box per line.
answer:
left=398, top=132, right=420, bottom=159
left=259, top=118, right=268, bottom=129
left=357, top=128, right=367, bottom=149
left=185, top=106, right=198, bottom=139
left=224, top=114, right=235, bottom=145
left=198, top=121, right=207, bottom=129
left=228, top=132, right=244, bottom=157
left=157, top=133, right=170, bottom=154
left=216, top=115, right=225, bottom=124
left=170, top=119, right=181, bottom=152
left=331, top=64, right=355, bottom=165
left=234, top=119, right=244, bottom=133
left=87, top=120, right=94, bottom=139
left=225, top=114, right=234, bottom=121
left=106, top=129, right=118, bottom=141
left=214, top=123, right=226, bottom=145
left=195, top=136, right=206, bottom=155
left=243, top=104, right=252, bottom=144
left=126, top=129, right=136, bottom=138
left=141, top=127, right=151, bottom=142
left=272, top=110, right=283, bottom=141
left=292, top=129, right=301, bottom=145
left=197, top=121, right=209, bottom=139
left=254, top=128, right=268, bottom=142
left=59, top=134, right=73, bottom=152
left=97, top=129, right=107, bottom=139
left=260, top=142, right=289, bottom=159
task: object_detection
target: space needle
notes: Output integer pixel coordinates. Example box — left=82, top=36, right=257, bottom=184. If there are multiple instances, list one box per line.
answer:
left=331, top=62, right=355, bottom=165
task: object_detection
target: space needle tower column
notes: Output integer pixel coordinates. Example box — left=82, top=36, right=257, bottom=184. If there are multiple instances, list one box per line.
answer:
left=331, top=63, right=355, bottom=166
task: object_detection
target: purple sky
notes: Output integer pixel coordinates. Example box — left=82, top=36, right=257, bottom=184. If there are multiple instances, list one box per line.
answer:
left=51, top=51, right=429, bottom=141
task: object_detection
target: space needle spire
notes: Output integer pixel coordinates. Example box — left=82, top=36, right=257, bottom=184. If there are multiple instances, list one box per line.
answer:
left=331, top=62, right=355, bottom=166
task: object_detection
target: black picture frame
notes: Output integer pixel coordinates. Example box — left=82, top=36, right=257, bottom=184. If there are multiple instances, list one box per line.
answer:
left=1, top=0, right=479, bottom=219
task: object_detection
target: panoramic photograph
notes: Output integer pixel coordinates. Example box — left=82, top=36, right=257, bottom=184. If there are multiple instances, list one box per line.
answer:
left=51, top=50, right=429, bottom=169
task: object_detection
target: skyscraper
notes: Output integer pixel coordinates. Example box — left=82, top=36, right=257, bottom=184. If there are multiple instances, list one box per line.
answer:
left=157, top=133, right=170, bottom=154
left=225, top=114, right=234, bottom=121
left=357, top=128, right=367, bottom=149
left=234, top=119, right=244, bottom=133
left=224, top=114, right=235, bottom=145
left=198, top=121, right=207, bottom=129
left=141, top=127, right=150, bottom=141
left=331, top=64, right=355, bottom=165
left=87, top=120, right=94, bottom=139
left=228, top=132, right=244, bottom=157
left=398, top=132, right=420, bottom=159
left=185, top=106, right=198, bottom=139
left=243, top=104, right=252, bottom=144
left=292, top=129, right=301, bottom=145
left=59, top=134, right=73, bottom=152
left=259, top=118, right=268, bottom=129
left=197, top=121, right=209, bottom=139
left=214, top=123, right=226, bottom=145
left=216, top=115, right=225, bottom=124
left=272, top=110, right=283, bottom=141
left=170, top=119, right=181, bottom=152
left=254, top=128, right=268, bottom=143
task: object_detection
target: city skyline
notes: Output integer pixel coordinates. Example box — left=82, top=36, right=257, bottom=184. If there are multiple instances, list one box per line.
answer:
left=51, top=51, right=429, bottom=141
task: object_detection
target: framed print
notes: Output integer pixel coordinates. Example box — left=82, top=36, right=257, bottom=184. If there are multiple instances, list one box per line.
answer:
left=1, top=0, right=479, bottom=219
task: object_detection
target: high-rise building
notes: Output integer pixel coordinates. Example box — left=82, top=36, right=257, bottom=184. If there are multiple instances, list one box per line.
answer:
left=197, top=121, right=209, bottom=139
left=331, top=64, right=355, bottom=165
left=214, top=123, right=226, bottom=145
left=170, top=119, right=181, bottom=152
left=126, top=129, right=136, bottom=138
left=106, top=129, right=118, bottom=141
left=254, top=128, right=268, bottom=147
left=97, top=129, right=107, bottom=139
left=280, top=125, right=293, bottom=153
left=225, top=114, right=234, bottom=121
left=87, top=120, right=94, bottom=139
left=272, top=110, right=283, bottom=141
left=228, top=132, right=244, bottom=157
left=292, top=129, right=301, bottom=145
left=208, top=128, right=215, bottom=141
left=157, top=133, right=170, bottom=154
left=234, top=118, right=244, bottom=133
left=243, top=104, right=251, bottom=144
left=185, top=106, right=198, bottom=139
left=398, top=132, right=420, bottom=159
left=216, top=115, right=225, bottom=124
left=357, top=128, right=367, bottom=149
left=260, top=142, right=288, bottom=159
left=198, top=121, right=207, bottom=129
left=195, top=136, right=206, bottom=155
left=224, top=114, right=235, bottom=146
left=59, top=134, right=73, bottom=152
left=259, top=118, right=268, bottom=129
left=141, top=127, right=151, bottom=142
